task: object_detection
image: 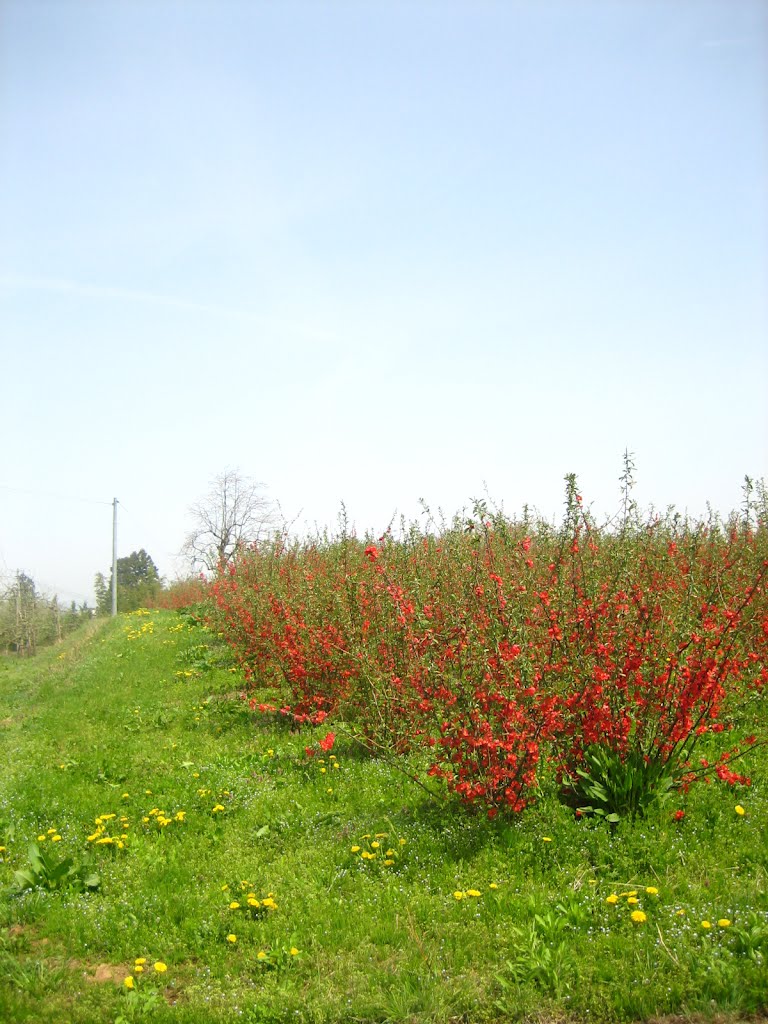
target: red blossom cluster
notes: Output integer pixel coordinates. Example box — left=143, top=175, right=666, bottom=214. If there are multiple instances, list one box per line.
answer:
left=204, top=500, right=768, bottom=816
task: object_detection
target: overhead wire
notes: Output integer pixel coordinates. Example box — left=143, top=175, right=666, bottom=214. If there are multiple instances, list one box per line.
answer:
left=0, top=483, right=113, bottom=506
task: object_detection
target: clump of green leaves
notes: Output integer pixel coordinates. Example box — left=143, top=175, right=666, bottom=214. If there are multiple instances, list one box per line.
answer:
left=564, top=745, right=676, bottom=821
left=115, top=984, right=163, bottom=1023
left=12, top=843, right=100, bottom=895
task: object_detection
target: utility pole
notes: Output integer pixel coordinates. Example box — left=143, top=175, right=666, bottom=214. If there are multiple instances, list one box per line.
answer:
left=15, top=573, right=21, bottom=651
left=112, top=498, right=118, bottom=617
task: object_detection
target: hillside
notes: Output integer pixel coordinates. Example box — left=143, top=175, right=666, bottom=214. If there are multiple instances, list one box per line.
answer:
left=0, top=610, right=766, bottom=1024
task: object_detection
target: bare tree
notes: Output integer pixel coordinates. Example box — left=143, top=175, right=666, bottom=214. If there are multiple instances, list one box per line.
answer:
left=182, top=470, right=276, bottom=572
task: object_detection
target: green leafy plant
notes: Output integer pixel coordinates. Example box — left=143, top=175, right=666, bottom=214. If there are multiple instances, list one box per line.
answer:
left=496, top=918, right=574, bottom=998
left=731, top=912, right=768, bottom=961
left=12, top=842, right=100, bottom=894
left=115, top=984, right=163, bottom=1023
left=564, top=745, right=677, bottom=821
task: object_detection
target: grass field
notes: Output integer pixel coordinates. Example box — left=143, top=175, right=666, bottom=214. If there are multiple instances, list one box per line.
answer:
left=1, top=609, right=766, bottom=1024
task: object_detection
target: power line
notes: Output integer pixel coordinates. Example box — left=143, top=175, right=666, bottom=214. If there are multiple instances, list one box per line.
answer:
left=0, top=483, right=112, bottom=506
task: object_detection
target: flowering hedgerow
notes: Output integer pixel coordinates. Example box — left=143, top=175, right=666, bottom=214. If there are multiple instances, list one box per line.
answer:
left=204, top=481, right=768, bottom=818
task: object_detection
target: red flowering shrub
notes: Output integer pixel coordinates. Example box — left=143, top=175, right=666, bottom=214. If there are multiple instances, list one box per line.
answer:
left=149, top=577, right=209, bottom=610
left=202, top=480, right=768, bottom=818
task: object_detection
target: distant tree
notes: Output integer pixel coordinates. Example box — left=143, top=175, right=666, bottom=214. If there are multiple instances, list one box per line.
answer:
left=12, top=572, right=38, bottom=655
left=182, top=470, right=276, bottom=573
left=0, top=578, right=21, bottom=654
left=0, top=574, right=91, bottom=654
left=96, top=549, right=162, bottom=614
left=94, top=572, right=108, bottom=614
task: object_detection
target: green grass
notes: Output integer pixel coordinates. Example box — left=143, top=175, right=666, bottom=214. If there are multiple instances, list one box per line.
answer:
left=1, top=610, right=766, bottom=1024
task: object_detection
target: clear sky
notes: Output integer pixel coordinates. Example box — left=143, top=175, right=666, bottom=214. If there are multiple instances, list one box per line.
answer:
left=1, top=0, right=766, bottom=606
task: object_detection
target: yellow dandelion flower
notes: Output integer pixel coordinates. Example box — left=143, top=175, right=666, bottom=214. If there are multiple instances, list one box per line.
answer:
left=351, top=845, right=361, bottom=853
left=248, top=898, right=260, bottom=908
left=631, top=910, right=647, bottom=923
left=542, top=836, right=552, bottom=843
left=399, top=838, right=406, bottom=845
left=153, top=962, right=167, bottom=972
left=290, top=947, right=299, bottom=956
left=227, top=934, right=237, bottom=943
left=371, top=841, right=380, bottom=849
left=717, top=919, right=732, bottom=928
left=453, top=891, right=465, bottom=900
left=124, top=976, right=134, bottom=989
left=221, top=884, right=229, bottom=891
left=384, top=859, right=395, bottom=866
left=37, top=835, right=46, bottom=842
left=735, top=805, right=746, bottom=816
left=646, top=886, right=659, bottom=895
left=51, top=835, right=62, bottom=842
left=606, top=894, right=619, bottom=904
left=229, top=902, right=241, bottom=910
left=701, top=920, right=712, bottom=929
left=627, top=896, right=639, bottom=906
left=134, top=965, right=144, bottom=973
left=257, top=951, right=267, bottom=961
left=489, top=883, right=499, bottom=890
left=466, top=889, right=482, bottom=897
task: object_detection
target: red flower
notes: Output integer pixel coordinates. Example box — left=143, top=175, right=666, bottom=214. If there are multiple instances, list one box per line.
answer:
left=673, top=809, right=685, bottom=821
left=364, top=546, right=379, bottom=562
left=319, top=731, right=336, bottom=752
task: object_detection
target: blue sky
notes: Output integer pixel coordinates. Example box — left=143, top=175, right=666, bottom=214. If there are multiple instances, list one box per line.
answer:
left=1, top=0, right=766, bottom=605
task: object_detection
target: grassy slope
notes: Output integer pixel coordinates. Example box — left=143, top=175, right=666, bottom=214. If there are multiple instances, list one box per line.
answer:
left=0, top=611, right=766, bottom=1024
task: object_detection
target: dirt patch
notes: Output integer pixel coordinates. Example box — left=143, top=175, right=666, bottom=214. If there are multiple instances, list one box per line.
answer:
left=83, top=962, right=132, bottom=985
